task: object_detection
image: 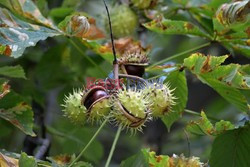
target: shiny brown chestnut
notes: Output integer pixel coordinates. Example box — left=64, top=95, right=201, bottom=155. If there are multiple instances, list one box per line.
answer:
left=124, top=65, right=145, bottom=77
left=81, top=86, right=110, bottom=121
left=84, top=89, right=108, bottom=110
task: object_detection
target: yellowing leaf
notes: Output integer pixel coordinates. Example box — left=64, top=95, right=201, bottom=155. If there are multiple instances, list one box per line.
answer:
left=0, top=153, right=18, bottom=167
left=0, top=91, right=35, bottom=136
left=186, top=111, right=234, bottom=136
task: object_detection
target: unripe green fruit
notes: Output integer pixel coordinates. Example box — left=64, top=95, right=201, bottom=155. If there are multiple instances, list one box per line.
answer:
left=105, top=5, right=138, bottom=38
left=131, top=0, right=152, bottom=9
left=62, top=89, right=87, bottom=124
left=143, top=82, right=175, bottom=117
left=111, top=87, right=150, bottom=132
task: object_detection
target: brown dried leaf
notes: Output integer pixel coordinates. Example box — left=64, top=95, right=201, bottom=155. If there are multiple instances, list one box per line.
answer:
left=82, top=18, right=105, bottom=40
left=0, top=153, right=19, bottom=167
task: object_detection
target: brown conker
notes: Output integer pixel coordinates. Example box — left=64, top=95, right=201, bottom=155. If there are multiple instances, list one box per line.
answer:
left=124, top=65, right=145, bottom=77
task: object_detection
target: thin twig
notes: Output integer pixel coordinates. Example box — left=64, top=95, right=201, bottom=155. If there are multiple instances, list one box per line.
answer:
left=119, top=74, right=149, bottom=86
left=147, top=42, right=210, bottom=69
left=105, top=126, right=122, bottom=167
left=103, top=0, right=117, bottom=63
left=69, top=39, right=107, bottom=76
left=183, top=129, right=191, bottom=157
left=184, top=109, right=220, bottom=122
left=68, top=119, right=108, bottom=167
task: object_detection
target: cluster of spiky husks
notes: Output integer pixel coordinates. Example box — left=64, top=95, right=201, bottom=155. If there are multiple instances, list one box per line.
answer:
left=62, top=81, right=175, bottom=133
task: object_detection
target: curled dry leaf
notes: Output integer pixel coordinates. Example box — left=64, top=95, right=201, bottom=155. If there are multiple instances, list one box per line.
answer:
left=0, top=82, right=10, bottom=100
left=101, top=37, right=151, bottom=56
left=82, top=17, right=105, bottom=40
left=0, top=153, right=18, bottom=167
left=216, top=0, right=250, bottom=26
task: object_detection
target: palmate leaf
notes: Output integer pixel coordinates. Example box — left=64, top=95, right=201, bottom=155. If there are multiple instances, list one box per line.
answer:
left=143, top=19, right=211, bottom=39
left=210, top=123, right=250, bottom=167
left=0, top=8, right=60, bottom=58
left=186, top=111, right=234, bottom=136
left=0, top=0, right=55, bottom=28
left=121, top=149, right=204, bottom=167
left=184, top=53, right=249, bottom=112
left=0, top=90, right=35, bottom=136
left=162, top=70, right=188, bottom=131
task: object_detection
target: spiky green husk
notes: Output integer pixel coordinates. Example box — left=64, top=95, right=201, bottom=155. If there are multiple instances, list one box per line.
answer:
left=62, top=89, right=87, bottom=124
left=88, top=97, right=111, bottom=122
left=105, top=5, right=138, bottom=38
left=118, top=51, right=149, bottom=65
left=111, top=87, right=150, bottom=131
left=144, top=82, right=175, bottom=117
left=131, top=0, right=152, bottom=9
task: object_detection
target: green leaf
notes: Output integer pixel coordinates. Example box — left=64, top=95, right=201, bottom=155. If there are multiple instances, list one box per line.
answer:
left=162, top=70, right=188, bottom=131
left=186, top=111, right=234, bottom=136
left=0, top=65, right=26, bottom=79
left=184, top=53, right=249, bottom=112
left=121, top=149, right=204, bottom=167
left=81, top=40, right=114, bottom=63
left=225, top=41, right=250, bottom=58
left=216, top=1, right=250, bottom=26
left=210, top=123, right=250, bottom=167
left=49, top=7, right=74, bottom=18
left=19, top=152, right=37, bottom=167
left=143, top=19, right=211, bottom=39
left=143, top=149, right=169, bottom=167
left=120, top=150, right=149, bottom=167
left=0, top=91, right=35, bottom=136
left=0, top=0, right=55, bottom=28
left=0, top=8, right=60, bottom=58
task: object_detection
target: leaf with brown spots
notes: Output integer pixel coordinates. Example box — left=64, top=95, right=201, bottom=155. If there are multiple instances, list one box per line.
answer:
left=184, top=53, right=249, bottom=112
left=143, top=19, right=211, bottom=39
left=0, top=0, right=56, bottom=29
left=0, top=44, right=12, bottom=56
left=0, top=8, right=60, bottom=58
left=186, top=111, right=234, bottom=136
left=0, top=91, right=35, bottom=136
